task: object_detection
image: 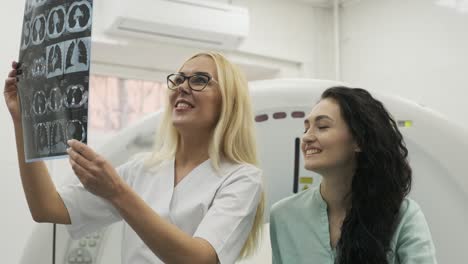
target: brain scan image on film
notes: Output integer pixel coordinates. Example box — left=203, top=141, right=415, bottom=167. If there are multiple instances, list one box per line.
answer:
left=19, top=0, right=93, bottom=161
left=66, top=1, right=92, bottom=33
left=34, top=0, right=47, bottom=7
left=50, top=121, right=67, bottom=153
left=31, top=57, right=46, bottom=78
left=31, top=15, right=46, bottom=45
left=48, top=87, right=63, bottom=112
left=47, top=6, right=66, bottom=39
left=64, top=84, right=88, bottom=108
left=21, top=21, right=31, bottom=50
left=66, top=120, right=86, bottom=142
left=47, top=43, right=63, bottom=78
left=24, top=0, right=33, bottom=14
left=64, top=38, right=90, bottom=74
left=33, top=90, right=47, bottom=116
left=35, top=123, right=50, bottom=156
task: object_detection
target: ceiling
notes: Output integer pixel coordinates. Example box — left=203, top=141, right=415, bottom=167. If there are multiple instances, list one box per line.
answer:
left=208, top=0, right=357, bottom=8
left=294, top=0, right=331, bottom=6
left=288, top=0, right=358, bottom=8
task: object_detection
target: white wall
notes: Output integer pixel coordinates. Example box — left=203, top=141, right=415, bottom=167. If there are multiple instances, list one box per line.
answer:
left=234, top=0, right=335, bottom=79
left=0, top=1, right=334, bottom=263
left=340, top=0, right=468, bottom=128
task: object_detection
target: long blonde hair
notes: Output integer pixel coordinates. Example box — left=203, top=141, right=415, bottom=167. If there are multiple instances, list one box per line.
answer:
left=146, top=51, right=264, bottom=258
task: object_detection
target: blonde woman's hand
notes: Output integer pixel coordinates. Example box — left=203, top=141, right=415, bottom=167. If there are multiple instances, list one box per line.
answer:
left=67, top=139, right=127, bottom=201
left=4, top=61, right=22, bottom=124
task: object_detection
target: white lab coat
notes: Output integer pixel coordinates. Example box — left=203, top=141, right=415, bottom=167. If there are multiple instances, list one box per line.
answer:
left=58, top=155, right=263, bottom=264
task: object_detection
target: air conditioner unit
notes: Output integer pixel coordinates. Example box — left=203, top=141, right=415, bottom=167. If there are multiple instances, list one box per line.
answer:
left=104, top=0, right=250, bottom=50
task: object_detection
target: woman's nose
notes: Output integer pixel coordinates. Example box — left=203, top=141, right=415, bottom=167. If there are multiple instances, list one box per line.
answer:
left=177, top=80, right=191, bottom=94
left=302, top=132, right=317, bottom=143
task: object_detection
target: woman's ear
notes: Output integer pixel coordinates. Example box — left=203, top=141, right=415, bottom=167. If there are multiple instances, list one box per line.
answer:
left=353, top=142, right=361, bottom=153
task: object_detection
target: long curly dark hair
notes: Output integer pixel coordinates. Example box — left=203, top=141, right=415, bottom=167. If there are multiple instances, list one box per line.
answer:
left=321, top=87, right=412, bottom=264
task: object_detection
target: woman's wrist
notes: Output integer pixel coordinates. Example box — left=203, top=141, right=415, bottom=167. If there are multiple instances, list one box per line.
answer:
left=109, top=182, right=132, bottom=211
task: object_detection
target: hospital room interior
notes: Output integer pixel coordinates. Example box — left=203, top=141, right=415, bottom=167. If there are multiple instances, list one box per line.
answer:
left=1, top=0, right=467, bottom=263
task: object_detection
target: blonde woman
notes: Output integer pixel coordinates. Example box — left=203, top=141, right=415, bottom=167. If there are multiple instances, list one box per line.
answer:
left=4, top=52, right=264, bottom=264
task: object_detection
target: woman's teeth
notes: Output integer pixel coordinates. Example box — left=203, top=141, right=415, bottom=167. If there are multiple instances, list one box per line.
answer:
left=176, top=102, right=192, bottom=109
left=306, top=149, right=321, bottom=155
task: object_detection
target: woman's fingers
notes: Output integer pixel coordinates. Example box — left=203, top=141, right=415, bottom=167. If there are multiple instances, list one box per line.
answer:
left=68, top=139, right=98, bottom=162
left=5, top=77, right=17, bottom=87
left=8, top=69, right=17, bottom=78
left=67, top=147, right=93, bottom=170
left=69, top=157, right=94, bottom=186
left=12, top=61, right=21, bottom=69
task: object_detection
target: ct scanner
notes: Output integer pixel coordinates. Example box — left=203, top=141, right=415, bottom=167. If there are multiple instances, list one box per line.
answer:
left=20, top=79, right=468, bottom=264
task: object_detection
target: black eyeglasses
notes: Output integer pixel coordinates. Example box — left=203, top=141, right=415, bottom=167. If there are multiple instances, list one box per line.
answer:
left=167, top=73, right=217, bottom=91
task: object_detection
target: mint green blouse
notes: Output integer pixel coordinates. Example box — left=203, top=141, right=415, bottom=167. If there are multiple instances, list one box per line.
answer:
left=270, top=186, right=437, bottom=264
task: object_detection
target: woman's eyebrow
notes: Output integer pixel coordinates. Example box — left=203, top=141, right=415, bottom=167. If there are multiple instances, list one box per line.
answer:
left=315, top=115, right=334, bottom=122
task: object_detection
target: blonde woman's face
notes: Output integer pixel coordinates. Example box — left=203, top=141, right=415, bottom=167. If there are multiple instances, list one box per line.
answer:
left=169, top=56, right=222, bottom=133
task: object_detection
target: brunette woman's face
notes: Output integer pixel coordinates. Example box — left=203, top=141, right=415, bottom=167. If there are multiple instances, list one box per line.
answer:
left=302, top=98, right=360, bottom=174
